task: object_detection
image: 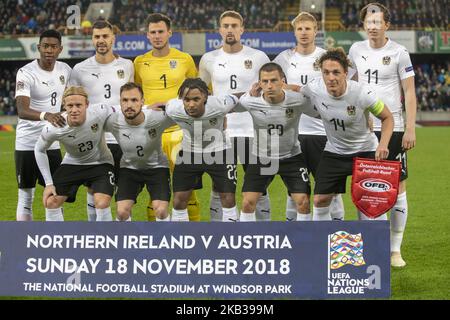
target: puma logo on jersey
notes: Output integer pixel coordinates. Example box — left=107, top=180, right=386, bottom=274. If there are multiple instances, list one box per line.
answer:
left=144, top=62, right=150, bottom=67
left=367, top=91, right=372, bottom=94
left=228, top=218, right=238, bottom=222
left=68, top=134, right=76, bottom=139
left=257, top=109, right=268, bottom=115
left=321, top=102, right=329, bottom=109
left=218, top=63, right=227, bottom=68
left=362, top=56, right=368, bottom=61
left=41, top=81, right=49, bottom=86
left=122, top=133, right=131, bottom=139
left=290, top=62, right=298, bottom=68
left=91, top=73, right=100, bottom=78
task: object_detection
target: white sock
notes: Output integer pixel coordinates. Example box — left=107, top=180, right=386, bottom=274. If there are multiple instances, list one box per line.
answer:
left=46, top=208, right=64, bottom=221
left=172, top=208, right=189, bottom=221
left=391, top=192, right=408, bottom=252
left=210, top=191, right=223, bottom=221
left=297, top=212, right=311, bottom=221
left=286, top=196, right=297, bottom=221
left=96, top=207, right=112, bottom=221
left=17, top=188, right=35, bottom=221
left=240, top=211, right=256, bottom=222
left=313, top=206, right=331, bottom=221
left=156, top=215, right=170, bottom=222
left=256, top=193, right=271, bottom=221
left=87, top=193, right=96, bottom=221
left=330, top=194, right=345, bottom=220
left=222, top=206, right=238, bottom=222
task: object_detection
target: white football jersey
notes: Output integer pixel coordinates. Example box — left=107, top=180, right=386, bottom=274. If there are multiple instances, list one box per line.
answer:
left=348, top=39, right=415, bottom=131
left=239, top=90, right=319, bottom=159
left=274, top=46, right=327, bottom=135
left=69, top=56, right=134, bottom=143
left=166, top=95, right=239, bottom=153
left=301, top=78, right=380, bottom=155
left=199, top=46, right=270, bottom=137
left=15, top=60, right=72, bottom=150
left=105, top=108, right=174, bottom=170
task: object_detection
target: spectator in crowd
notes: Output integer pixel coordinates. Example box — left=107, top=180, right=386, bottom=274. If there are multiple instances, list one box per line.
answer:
left=414, top=62, right=450, bottom=111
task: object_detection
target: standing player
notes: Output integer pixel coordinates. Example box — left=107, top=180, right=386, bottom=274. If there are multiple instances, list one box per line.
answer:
left=302, top=48, right=394, bottom=222
left=105, top=83, right=174, bottom=221
left=348, top=3, right=417, bottom=267
left=239, top=63, right=319, bottom=222
left=14, top=29, right=71, bottom=221
left=274, top=12, right=345, bottom=222
left=134, top=13, right=200, bottom=222
left=165, top=78, right=240, bottom=222
left=69, top=20, right=134, bottom=222
left=199, top=10, right=271, bottom=221
left=34, top=87, right=115, bottom=221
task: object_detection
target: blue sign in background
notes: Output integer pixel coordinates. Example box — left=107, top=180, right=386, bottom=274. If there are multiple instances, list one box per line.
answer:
left=205, top=32, right=297, bottom=54
left=0, top=221, right=390, bottom=299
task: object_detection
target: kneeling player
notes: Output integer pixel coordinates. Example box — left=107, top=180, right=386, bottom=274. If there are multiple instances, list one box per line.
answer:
left=301, top=48, right=394, bottom=221
left=105, top=83, right=174, bottom=221
left=165, top=78, right=240, bottom=222
left=34, top=86, right=115, bottom=221
left=239, top=62, right=319, bottom=221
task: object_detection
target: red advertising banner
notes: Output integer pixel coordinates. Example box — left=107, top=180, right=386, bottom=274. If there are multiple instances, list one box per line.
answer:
left=351, top=158, right=401, bottom=218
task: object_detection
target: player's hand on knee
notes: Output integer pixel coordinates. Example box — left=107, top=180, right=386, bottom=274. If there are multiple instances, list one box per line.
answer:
left=249, top=82, right=262, bottom=97
left=43, top=185, right=57, bottom=206
left=45, top=112, right=66, bottom=127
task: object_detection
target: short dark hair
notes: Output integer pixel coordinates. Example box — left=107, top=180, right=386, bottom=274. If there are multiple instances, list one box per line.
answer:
left=39, top=29, right=61, bottom=44
left=92, top=19, right=113, bottom=31
left=146, top=13, right=171, bottom=30
left=120, top=82, right=144, bottom=98
left=360, top=2, right=391, bottom=24
left=318, top=48, right=351, bottom=73
left=259, top=62, right=286, bottom=80
left=178, top=78, right=209, bottom=99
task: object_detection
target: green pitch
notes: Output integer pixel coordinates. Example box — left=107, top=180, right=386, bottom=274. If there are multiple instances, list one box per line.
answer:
left=0, top=127, right=449, bottom=299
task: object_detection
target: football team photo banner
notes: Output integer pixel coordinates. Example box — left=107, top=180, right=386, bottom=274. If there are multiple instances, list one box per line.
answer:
left=0, top=221, right=390, bottom=299
left=352, top=158, right=401, bottom=218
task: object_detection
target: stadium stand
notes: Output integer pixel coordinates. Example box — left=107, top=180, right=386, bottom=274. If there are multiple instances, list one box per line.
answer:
left=0, top=67, right=17, bottom=116
left=327, top=0, right=449, bottom=31
left=415, top=62, right=450, bottom=111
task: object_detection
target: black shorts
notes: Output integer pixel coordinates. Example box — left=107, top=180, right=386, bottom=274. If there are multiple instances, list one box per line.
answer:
left=314, top=151, right=375, bottom=195
left=107, top=143, right=123, bottom=180
left=53, top=164, right=115, bottom=203
left=298, top=134, right=327, bottom=177
left=242, top=153, right=311, bottom=194
left=375, top=131, right=407, bottom=181
left=15, top=149, right=62, bottom=188
left=173, top=150, right=237, bottom=193
left=115, top=167, right=171, bottom=202
left=231, top=136, right=254, bottom=171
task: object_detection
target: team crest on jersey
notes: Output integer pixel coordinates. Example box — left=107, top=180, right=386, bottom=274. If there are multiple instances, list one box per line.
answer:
left=244, top=60, right=253, bottom=69
left=16, top=81, right=25, bottom=91
left=59, top=75, right=65, bottom=85
left=285, top=108, right=294, bottom=119
left=347, top=105, right=356, bottom=116
left=169, top=60, right=177, bottom=69
left=117, top=69, right=125, bottom=79
left=209, top=118, right=217, bottom=126
left=382, top=56, right=391, bottom=65
left=148, top=128, right=157, bottom=138
left=313, top=58, right=320, bottom=71
left=91, top=123, right=99, bottom=132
